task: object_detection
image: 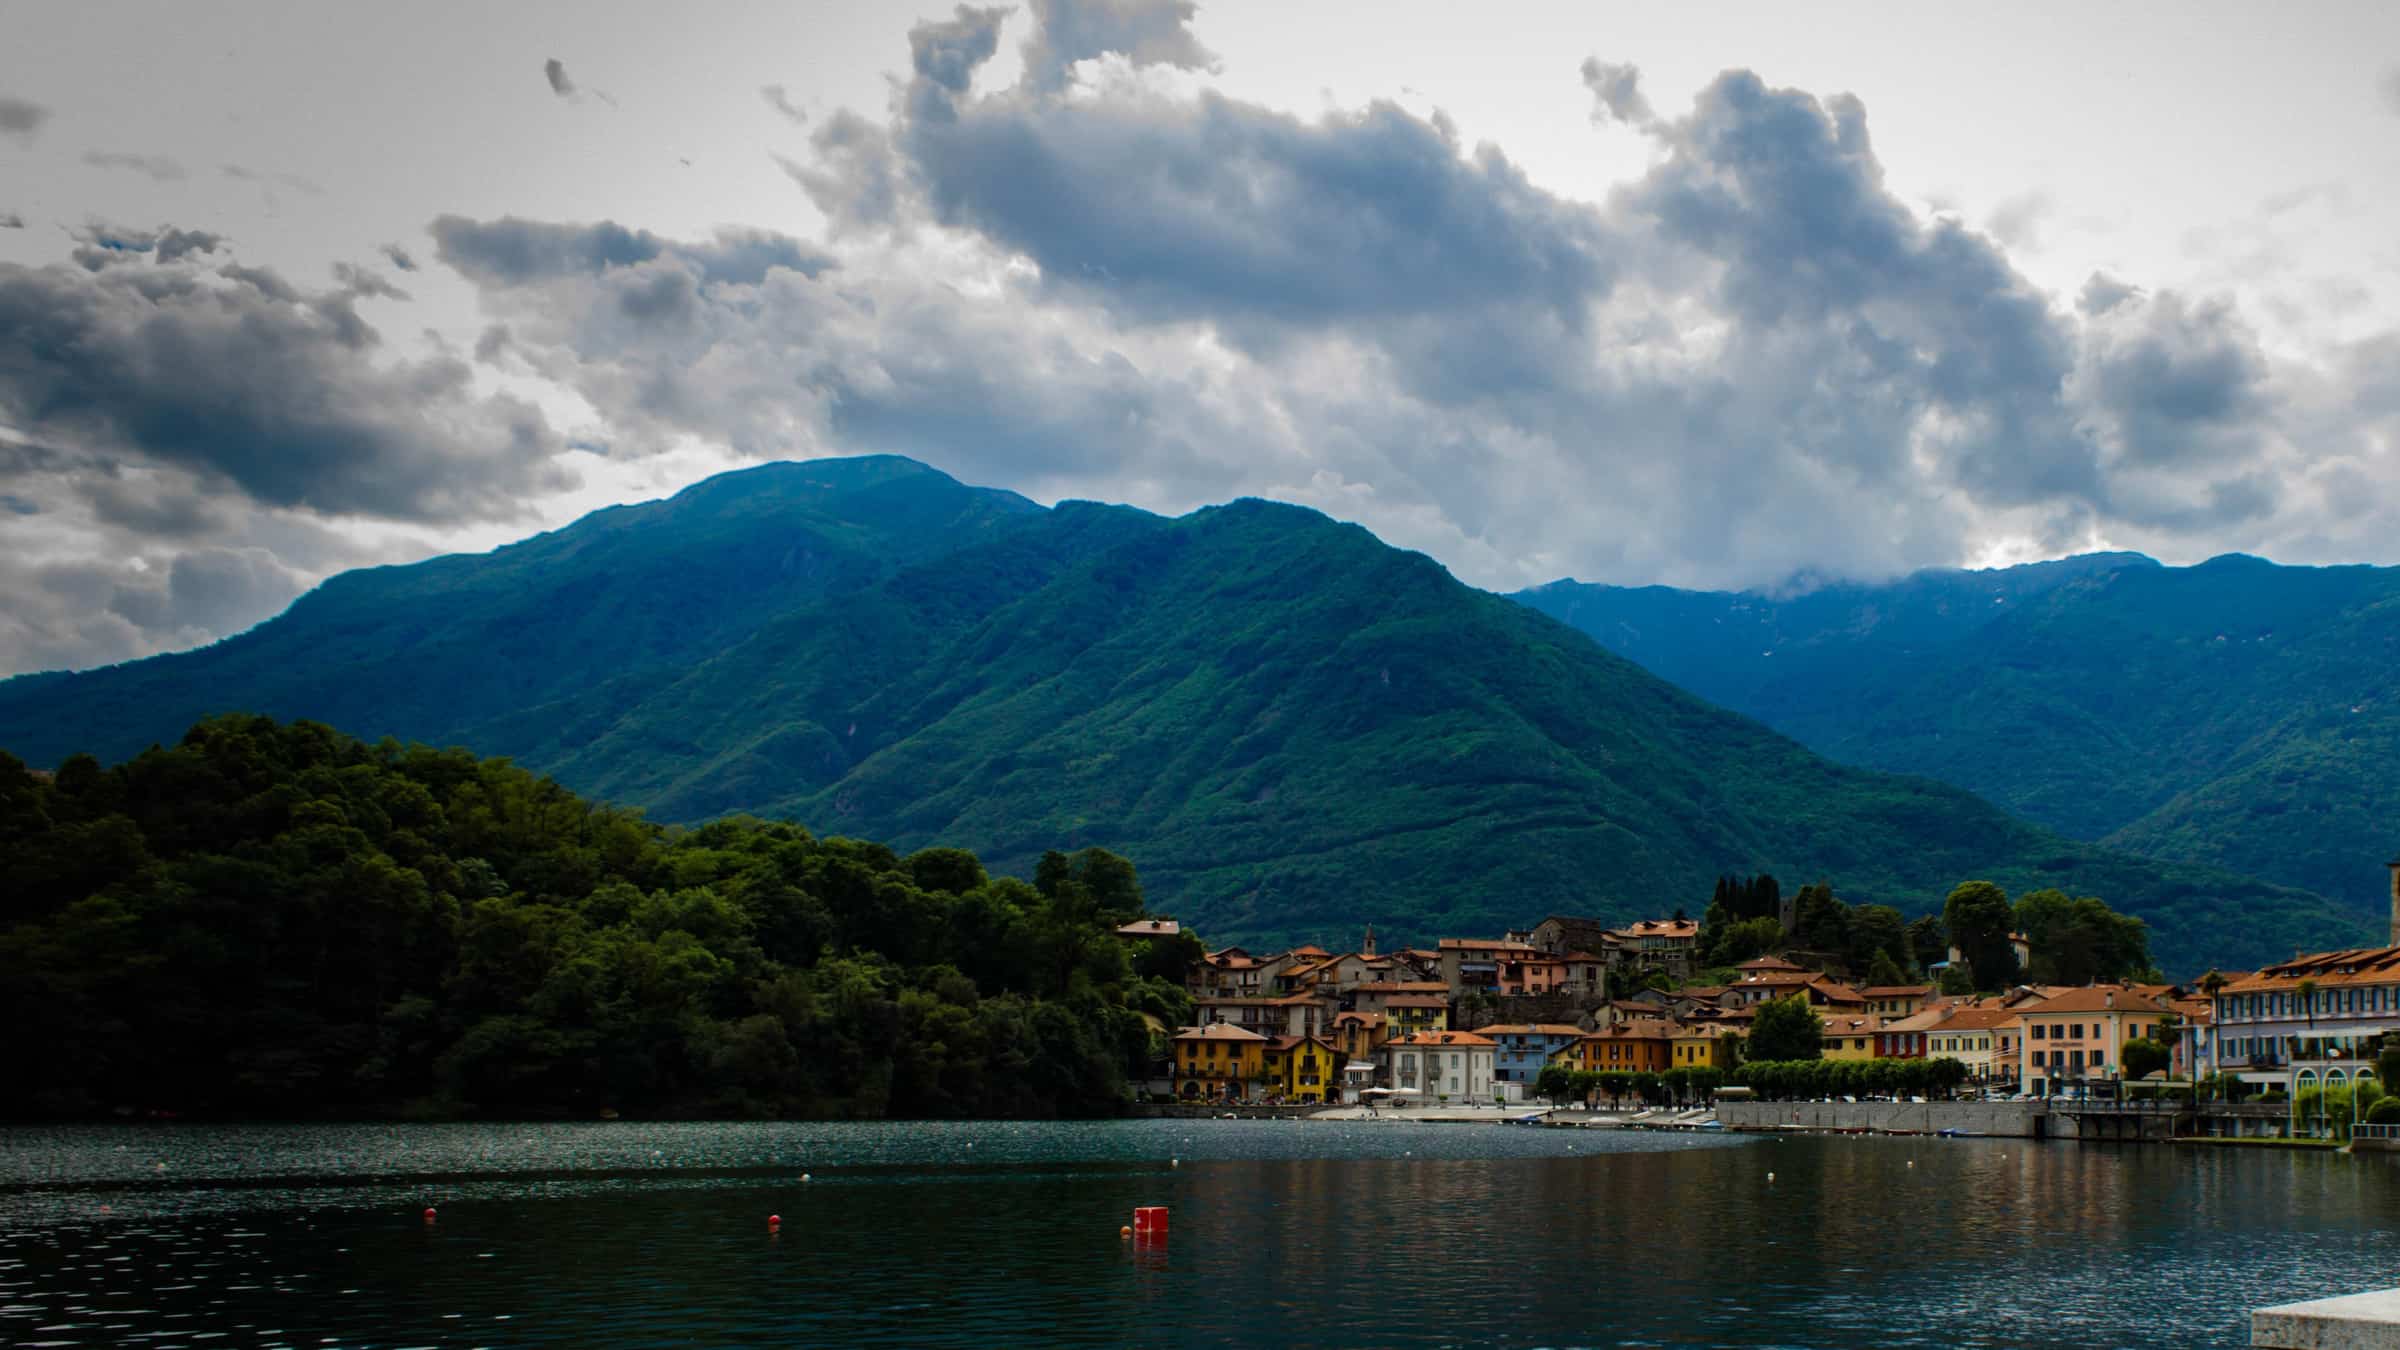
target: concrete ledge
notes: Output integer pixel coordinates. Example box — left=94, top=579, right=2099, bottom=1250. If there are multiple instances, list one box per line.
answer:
left=2255, top=1290, right=2400, bottom=1348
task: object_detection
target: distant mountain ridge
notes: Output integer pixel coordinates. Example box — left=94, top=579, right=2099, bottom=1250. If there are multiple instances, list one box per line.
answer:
left=1516, top=552, right=2400, bottom=923
left=0, top=458, right=2365, bottom=970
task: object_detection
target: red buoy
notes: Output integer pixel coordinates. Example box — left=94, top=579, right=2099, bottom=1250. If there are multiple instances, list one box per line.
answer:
left=423, top=1207, right=437, bottom=1222
left=768, top=1214, right=782, bottom=1227
left=1132, top=1206, right=1168, bottom=1240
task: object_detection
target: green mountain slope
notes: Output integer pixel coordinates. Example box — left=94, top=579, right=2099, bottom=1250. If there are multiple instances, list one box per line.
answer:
left=0, top=460, right=2362, bottom=970
left=0, top=456, right=1039, bottom=768
left=1517, top=555, right=2400, bottom=920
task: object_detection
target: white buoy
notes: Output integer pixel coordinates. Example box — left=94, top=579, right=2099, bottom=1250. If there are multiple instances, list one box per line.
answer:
left=801, top=1173, right=812, bottom=1182
left=1767, top=1172, right=1776, bottom=1182
left=1170, top=1158, right=1179, bottom=1167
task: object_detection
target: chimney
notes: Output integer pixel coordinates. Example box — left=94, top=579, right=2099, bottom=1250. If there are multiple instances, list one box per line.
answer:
left=2104, top=989, right=2114, bottom=1009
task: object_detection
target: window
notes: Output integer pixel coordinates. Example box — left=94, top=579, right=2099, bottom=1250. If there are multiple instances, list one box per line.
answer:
left=2033, top=1025, right=2047, bottom=1040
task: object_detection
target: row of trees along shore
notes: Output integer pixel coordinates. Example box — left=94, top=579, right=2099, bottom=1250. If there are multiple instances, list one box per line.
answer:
left=1698, top=872, right=2160, bottom=992
left=0, top=715, right=1204, bottom=1121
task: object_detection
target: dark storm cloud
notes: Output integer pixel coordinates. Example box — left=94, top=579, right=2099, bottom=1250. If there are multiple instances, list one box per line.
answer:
left=1019, top=0, right=1219, bottom=91
left=0, top=254, right=570, bottom=523
left=885, top=26, right=1612, bottom=328
left=762, top=84, right=809, bottom=126
left=380, top=243, right=418, bottom=272
left=776, top=110, right=908, bottom=235
left=2078, top=273, right=2141, bottom=316
left=440, top=8, right=2326, bottom=592
left=1580, top=58, right=1655, bottom=127
left=83, top=150, right=187, bottom=181
left=0, top=212, right=24, bottom=230
left=430, top=214, right=835, bottom=286
left=545, top=58, right=576, bottom=97
left=2076, top=290, right=2274, bottom=478
left=0, top=95, right=46, bottom=141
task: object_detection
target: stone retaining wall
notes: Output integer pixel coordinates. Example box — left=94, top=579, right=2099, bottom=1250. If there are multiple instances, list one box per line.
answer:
left=1717, top=1100, right=2050, bottom=1138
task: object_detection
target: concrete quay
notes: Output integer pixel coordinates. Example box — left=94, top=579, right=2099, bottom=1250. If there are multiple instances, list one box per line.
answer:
left=1718, top=1099, right=2051, bottom=1137
left=2255, top=1290, right=2400, bottom=1348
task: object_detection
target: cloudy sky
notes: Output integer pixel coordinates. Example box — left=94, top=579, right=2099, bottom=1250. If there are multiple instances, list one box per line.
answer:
left=4, top=0, right=2400, bottom=676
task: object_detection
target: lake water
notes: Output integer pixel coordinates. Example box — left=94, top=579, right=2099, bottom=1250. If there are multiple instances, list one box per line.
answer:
left=4, top=1119, right=2397, bottom=1348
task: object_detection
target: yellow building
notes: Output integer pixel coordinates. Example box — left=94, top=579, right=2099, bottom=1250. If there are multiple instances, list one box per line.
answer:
left=1553, top=1020, right=1673, bottom=1074
left=1173, top=1023, right=1269, bottom=1102
left=1671, top=1023, right=1741, bottom=1071
left=1385, top=995, right=1450, bottom=1037
left=1262, top=1034, right=1342, bottom=1103
left=1819, top=1015, right=1881, bottom=1062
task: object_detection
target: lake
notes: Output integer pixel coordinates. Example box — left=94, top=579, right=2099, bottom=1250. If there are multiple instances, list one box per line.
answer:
left=4, top=1119, right=2396, bottom=1347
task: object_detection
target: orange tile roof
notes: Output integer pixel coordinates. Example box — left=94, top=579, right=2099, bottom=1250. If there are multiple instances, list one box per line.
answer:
left=1926, top=1007, right=2019, bottom=1032
left=2015, top=985, right=2171, bottom=1015
left=1861, top=985, right=1934, bottom=997
left=2222, top=948, right=2400, bottom=993
left=1175, top=1023, right=1269, bottom=1042
left=1386, top=1031, right=1496, bottom=1048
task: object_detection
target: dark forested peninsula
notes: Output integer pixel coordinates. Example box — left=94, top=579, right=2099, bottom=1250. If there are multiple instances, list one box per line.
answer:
left=1, top=715, right=1198, bottom=1121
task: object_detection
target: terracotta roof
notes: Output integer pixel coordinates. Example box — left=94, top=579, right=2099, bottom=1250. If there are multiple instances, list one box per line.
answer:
left=1821, top=1017, right=1880, bottom=1034
left=1879, top=1008, right=1950, bottom=1033
left=1610, top=918, right=1699, bottom=939
left=1673, top=1022, right=1739, bottom=1039
left=1586, top=1021, right=1672, bottom=1041
left=2016, top=985, right=2171, bottom=1015
left=1386, top=1031, right=1496, bottom=1048
left=1736, top=956, right=1806, bottom=972
left=1861, top=985, right=1933, bottom=997
left=1808, top=978, right=1868, bottom=1003
left=2222, top=948, right=2400, bottom=993
left=1288, top=944, right=1331, bottom=957
left=1925, top=1007, right=2019, bottom=1033
left=1334, top=1011, right=1377, bottom=1025
left=1175, top=1023, right=1268, bottom=1042
left=1478, top=1023, right=1587, bottom=1037
left=1266, top=1034, right=1334, bottom=1051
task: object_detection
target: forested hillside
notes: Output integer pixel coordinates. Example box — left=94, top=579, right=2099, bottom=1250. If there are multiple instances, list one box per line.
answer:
left=0, top=458, right=2365, bottom=972
left=0, top=716, right=1192, bottom=1120
left=1517, top=554, right=2400, bottom=917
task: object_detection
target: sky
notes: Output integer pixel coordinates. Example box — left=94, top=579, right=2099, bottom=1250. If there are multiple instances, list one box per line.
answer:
left=3, top=0, right=2400, bottom=676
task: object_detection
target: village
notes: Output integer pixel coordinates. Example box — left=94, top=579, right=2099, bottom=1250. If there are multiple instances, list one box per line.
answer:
left=1137, top=881, right=2400, bottom=1140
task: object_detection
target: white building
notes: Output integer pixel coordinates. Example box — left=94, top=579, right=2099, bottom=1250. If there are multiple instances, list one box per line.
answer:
left=1380, top=1030, right=1496, bottom=1103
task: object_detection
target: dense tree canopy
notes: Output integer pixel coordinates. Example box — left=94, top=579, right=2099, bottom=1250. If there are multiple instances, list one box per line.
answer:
left=0, top=715, right=1190, bottom=1120
left=1748, top=994, right=1824, bottom=1063
left=1943, top=881, right=2022, bottom=990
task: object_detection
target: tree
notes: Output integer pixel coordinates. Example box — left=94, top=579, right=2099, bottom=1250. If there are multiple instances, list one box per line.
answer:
left=2120, top=1037, right=2170, bottom=1082
left=1534, top=1063, right=1574, bottom=1103
left=1846, top=904, right=1909, bottom=979
left=1749, top=994, right=1824, bottom=1063
left=1791, top=883, right=1850, bottom=955
left=2014, top=889, right=2149, bottom=985
left=1905, top=915, right=1947, bottom=975
left=1943, top=881, right=2019, bottom=990
left=1863, top=950, right=1910, bottom=989
left=1710, top=916, right=1785, bottom=967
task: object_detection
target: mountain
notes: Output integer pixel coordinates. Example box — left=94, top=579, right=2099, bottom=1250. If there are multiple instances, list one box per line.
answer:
left=0, top=455, right=1040, bottom=769
left=0, top=459, right=2364, bottom=970
left=1516, top=553, right=2400, bottom=921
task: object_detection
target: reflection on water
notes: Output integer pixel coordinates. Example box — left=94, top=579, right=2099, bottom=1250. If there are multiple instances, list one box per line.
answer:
left=4, top=1120, right=2397, bottom=1348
